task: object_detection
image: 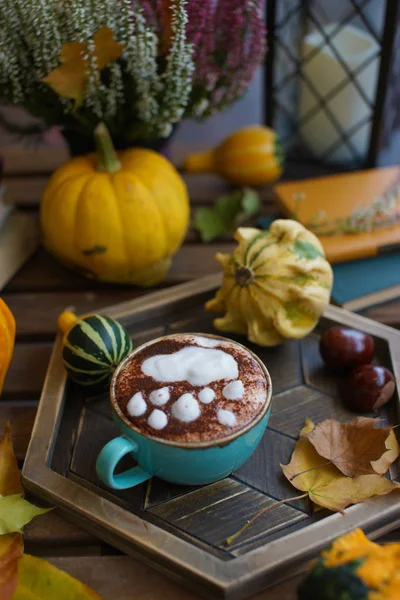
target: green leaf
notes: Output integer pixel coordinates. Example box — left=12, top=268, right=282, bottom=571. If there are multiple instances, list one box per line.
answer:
left=194, top=188, right=260, bottom=242
left=0, top=494, right=51, bottom=534
left=193, top=207, right=226, bottom=243
left=293, top=239, right=323, bottom=261
left=237, top=188, right=260, bottom=224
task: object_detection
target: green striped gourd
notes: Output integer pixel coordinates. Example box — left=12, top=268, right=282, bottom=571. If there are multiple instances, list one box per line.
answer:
left=58, top=311, right=133, bottom=386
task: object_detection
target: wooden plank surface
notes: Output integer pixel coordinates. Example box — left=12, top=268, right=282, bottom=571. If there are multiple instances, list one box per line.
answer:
left=0, top=402, right=37, bottom=459
left=46, top=555, right=303, bottom=600
left=3, top=290, right=148, bottom=338
left=4, top=171, right=274, bottom=207
left=24, top=511, right=99, bottom=550
left=5, top=245, right=232, bottom=293
left=3, top=342, right=52, bottom=397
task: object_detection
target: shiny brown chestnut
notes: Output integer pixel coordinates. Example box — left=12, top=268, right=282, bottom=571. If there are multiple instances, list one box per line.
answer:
left=319, top=326, right=374, bottom=371
left=342, top=364, right=396, bottom=412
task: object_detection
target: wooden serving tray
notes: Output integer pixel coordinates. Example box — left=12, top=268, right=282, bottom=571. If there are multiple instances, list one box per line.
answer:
left=22, top=274, right=400, bottom=599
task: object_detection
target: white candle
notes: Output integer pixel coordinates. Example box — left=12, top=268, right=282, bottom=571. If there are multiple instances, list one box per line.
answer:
left=298, top=23, right=380, bottom=165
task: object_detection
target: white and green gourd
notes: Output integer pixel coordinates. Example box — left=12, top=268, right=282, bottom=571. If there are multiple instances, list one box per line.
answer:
left=58, top=311, right=133, bottom=386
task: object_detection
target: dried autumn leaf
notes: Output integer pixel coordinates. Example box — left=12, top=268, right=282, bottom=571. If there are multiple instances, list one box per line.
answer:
left=42, top=27, right=124, bottom=105
left=42, top=42, right=86, bottom=104
left=305, top=417, right=393, bottom=477
left=0, top=424, right=23, bottom=600
left=0, top=495, right=50, bottom=535
left=12, top=554, right=103, bottom=600
left=0, top=534, right=23, bottom=600
left=0, top=422, right=21, bottom=497
left=281, top=425, right=400, bottom=514
left=371, top=429, right=400, bottom=475
left=94, top=27, right=125, bottom=71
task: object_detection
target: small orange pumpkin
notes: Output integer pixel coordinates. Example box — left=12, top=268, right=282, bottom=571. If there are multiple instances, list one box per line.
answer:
left=183, top=126, right=283, bottom=186
left=0, top=298, right=16, bottom=394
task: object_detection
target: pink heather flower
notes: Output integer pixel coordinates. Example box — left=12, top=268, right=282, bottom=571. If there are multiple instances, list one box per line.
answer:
left=140, top=0, right=266, bottom=116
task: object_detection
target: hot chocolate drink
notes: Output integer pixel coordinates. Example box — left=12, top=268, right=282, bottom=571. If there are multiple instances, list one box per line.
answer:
left=114, top=334, right=269, bottom=443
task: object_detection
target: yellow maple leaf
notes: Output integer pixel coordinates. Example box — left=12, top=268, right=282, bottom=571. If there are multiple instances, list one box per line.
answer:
left=281, top=422, right=400, bottom=514
left=12, top=554, right=103, bottom=600
left=42, top=27, right=124, bottom=105
left=0, top=424, right=24, bottom=600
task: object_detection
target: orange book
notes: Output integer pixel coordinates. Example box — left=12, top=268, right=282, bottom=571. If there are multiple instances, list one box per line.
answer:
left=273, top=166, right=400, bottom=263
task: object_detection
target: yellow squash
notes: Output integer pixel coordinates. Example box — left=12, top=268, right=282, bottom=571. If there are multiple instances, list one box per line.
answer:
left=41, top=123, right=189, bottom=286
left=0, top=298, right=16, bottom=394
left=183, top=125, right=283, bottom=186
left=206, top=220, right=333, bottom=346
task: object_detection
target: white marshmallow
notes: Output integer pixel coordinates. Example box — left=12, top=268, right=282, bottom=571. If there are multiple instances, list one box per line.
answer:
left=149, top=386, right=170, bottom=406
left=198, top=387, right=215, bottom=404
left=217, top=409, right=237, bottom=427
left=148, top=409, right=168, bottom=430
left=142, top=346, right=238, bottom=386
left=126, top=392, right=147, bottom=417
left=171, top=393, right=201, bottom=422
left=223, top=380, right=244, bottom=400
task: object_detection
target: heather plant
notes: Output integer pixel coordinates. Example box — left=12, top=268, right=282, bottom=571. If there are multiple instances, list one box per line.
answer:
left=0, top=0, right=265, bottom=143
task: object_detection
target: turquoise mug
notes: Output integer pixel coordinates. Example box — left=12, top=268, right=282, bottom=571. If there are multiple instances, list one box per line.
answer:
left=96, top=334, right=272, bottom=490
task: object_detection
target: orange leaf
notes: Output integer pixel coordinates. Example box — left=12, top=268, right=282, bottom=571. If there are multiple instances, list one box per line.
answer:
left=42, top=27, right=124, bottom=105
left=281, top=423, right=400, bottom=514
left=0, top=423, right=22, bottom=497
left=93, top=27, right=124, bottom=70
left=42, top=42, right=86, bottom=104
left=0, top=533, right=24, bottom=600
left=305, top=417, right=392, bottom=477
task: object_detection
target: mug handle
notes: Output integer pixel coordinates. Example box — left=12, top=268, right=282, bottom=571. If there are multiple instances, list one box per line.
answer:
left=96, top=436, right=152, bottom=490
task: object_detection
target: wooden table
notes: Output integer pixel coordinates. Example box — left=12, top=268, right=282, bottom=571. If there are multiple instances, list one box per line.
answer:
left=2, top=149, right=400, bottom=599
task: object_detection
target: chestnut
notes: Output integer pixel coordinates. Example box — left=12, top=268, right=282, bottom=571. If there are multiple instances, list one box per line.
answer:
left=319, top=326, right=374, bottom=371
left=342, top=364, right=396, bottom=412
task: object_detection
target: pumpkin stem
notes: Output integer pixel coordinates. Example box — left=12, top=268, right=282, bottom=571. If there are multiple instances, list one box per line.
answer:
left=183, top=149, right=215, bottom=173
left=94, top=123, right=121, bottom=173
left=235, top=266, right=254, bottom=287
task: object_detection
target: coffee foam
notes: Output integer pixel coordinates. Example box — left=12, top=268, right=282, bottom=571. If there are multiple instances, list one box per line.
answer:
left=171, top=393, right=201, bottom=422
left=198, top=387, right=215, bottom=404
left=149, top=386, right=170, bottom=406
left=148, top=409, right=168, bottom=430
left=142, top=346, right=238, bottom=386
left=127, top=392, right=147, bottom=417
left=115, top=334, right=268, bottom=443
left=223, top=380, right=244, bottom=400
left=217, top=409, right=237, bottom=427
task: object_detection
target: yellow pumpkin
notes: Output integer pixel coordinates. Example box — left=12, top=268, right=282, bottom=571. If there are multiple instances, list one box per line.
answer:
left=206, top=221, right=333, bottom=346
left=41, top=123, right=190, bottom=286
left=183, top=125, right=283, bottom=186
left=0, top=297, right=16, bottom=394
left=298, top=528, right=400, bottom=599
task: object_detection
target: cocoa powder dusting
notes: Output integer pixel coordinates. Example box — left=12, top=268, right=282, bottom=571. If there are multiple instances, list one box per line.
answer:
left=115, top=335, right=268, bottom=443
